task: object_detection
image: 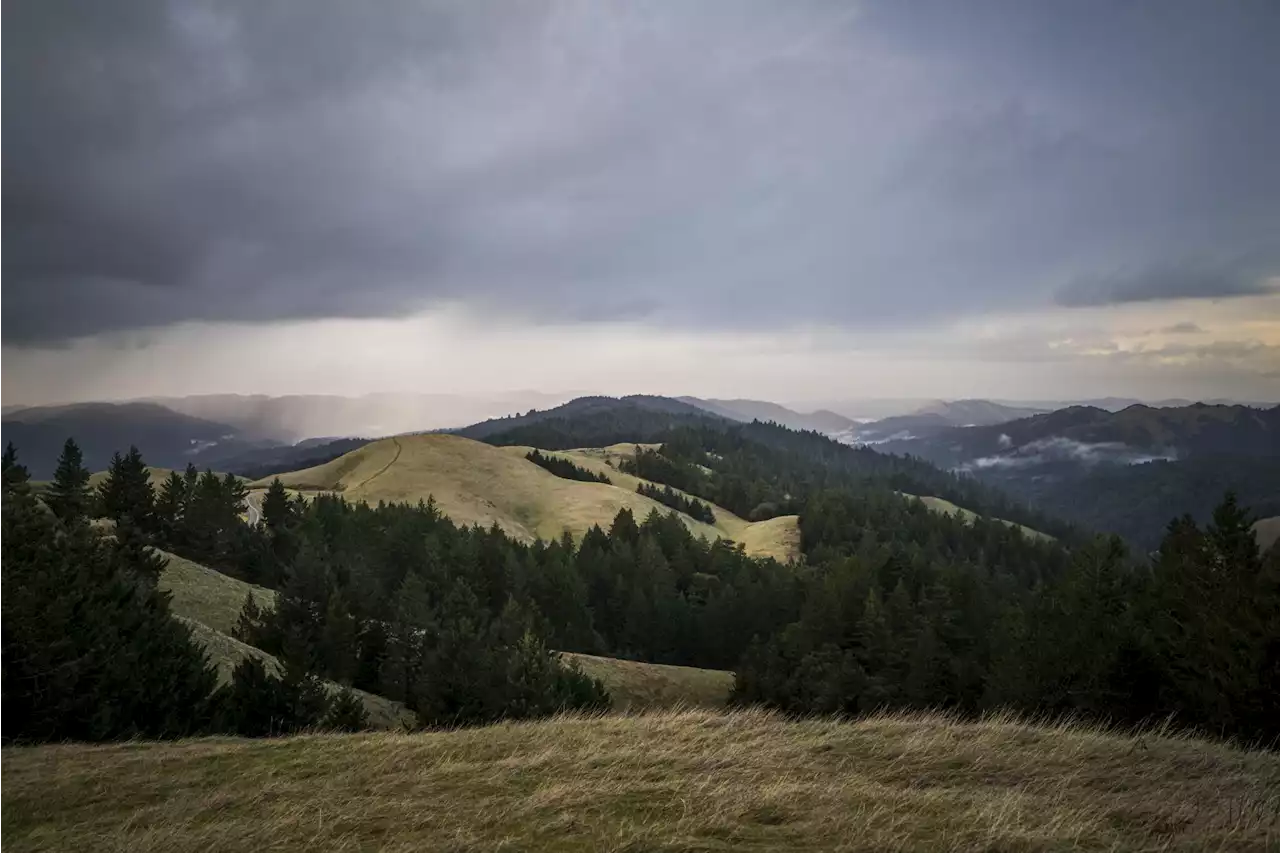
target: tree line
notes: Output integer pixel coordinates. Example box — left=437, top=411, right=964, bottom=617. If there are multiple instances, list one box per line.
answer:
left=636, top=481, right=717, bottom=524
left=524, top=449, right=611, bottom=484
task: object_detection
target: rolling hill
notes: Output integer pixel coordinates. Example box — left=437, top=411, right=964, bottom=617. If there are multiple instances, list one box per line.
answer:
left=1, top=402, right=262, bottom=478
left=257, top=433, right=801, bottom=561
left=454, top=394, right=727, bottom=445
left=6, top=709, right=1277, bottom=852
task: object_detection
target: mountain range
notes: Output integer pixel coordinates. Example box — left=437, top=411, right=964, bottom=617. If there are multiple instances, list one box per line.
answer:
left=878, top=403, right=1280, bottom=469
left=5, top=393, right=1277, bottom=549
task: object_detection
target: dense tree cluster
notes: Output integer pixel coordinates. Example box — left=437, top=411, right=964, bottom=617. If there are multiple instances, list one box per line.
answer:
left=636, top=482, right=717, bottom=524
left=3, top=442, right=218, bottom=742
left=486, top=418, right=1277, bottom=743
left=228, top=493, right=784, bottom=692
left=524, top=449, right=611, bottom=484
left=736, top=493, right=1278, bottom=741
left=993, top=456, right=1280, bottom=551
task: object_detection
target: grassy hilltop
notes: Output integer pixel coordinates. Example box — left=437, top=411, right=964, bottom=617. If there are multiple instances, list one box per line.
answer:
left=5, top=709, right=1277, bottom=852
left=256, top=433, right=801, bottom=561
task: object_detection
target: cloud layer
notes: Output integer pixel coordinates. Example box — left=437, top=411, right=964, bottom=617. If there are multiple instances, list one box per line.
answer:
left=5, top=0, right=1279, bottom=344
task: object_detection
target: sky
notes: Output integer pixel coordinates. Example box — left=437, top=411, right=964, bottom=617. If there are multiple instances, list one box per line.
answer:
left=4, top=0, right=1278, bottom=407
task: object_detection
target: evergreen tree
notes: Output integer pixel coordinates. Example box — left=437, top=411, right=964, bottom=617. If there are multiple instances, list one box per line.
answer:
left=154, top=470, right=187, bottom=543
left=46, top=437, right=91, bottom=524
left=98, top=445, right=155, bottom=531
left=324, top=688, right=370, bottom=732
left=110, top=517, right=169, bottom=586
left=3, top=442, right=31, bottom=496
left=320, top=589, right=358, bottom=684
left=2, top=483, right=217, bottom=742
left=262, top=477, right=293, bottom=531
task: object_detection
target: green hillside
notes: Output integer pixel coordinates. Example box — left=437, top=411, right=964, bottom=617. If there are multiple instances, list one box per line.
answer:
left=5, top=709, right=1276, bottom=853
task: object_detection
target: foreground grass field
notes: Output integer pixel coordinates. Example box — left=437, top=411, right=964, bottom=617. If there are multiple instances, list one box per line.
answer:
left=4, top=708, right=1277, bottom=852
left=258, top=434, right=801, bottom=560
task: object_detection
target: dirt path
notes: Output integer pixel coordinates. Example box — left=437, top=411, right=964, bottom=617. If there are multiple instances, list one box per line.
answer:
left=352, top=436, right=402, bottom=490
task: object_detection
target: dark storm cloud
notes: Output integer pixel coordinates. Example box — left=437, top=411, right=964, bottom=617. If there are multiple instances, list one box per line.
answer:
left=4, top=0, right=1279, bottom=343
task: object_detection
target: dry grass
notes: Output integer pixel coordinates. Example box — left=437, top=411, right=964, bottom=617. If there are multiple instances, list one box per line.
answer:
left=561, top=652, right=733, bottom=710
left=4, top=708, right=1277, bottom=852
left=256, top=434, right=800, bottom=561
left=157, top=550, right=277, bottom=636
left=901, top=493, right=1055, bottom=542
left=522, top=444, right=802, bottom=562
left=1254, top=516, right=1280, bottom=552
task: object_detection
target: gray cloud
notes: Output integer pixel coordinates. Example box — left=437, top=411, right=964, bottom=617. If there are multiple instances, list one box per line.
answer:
left=1055, top=257, right=1279, bottom=307
left=1158, top=322, right=1205, bottom=335
left=4, top=0, right=1279, bottom=343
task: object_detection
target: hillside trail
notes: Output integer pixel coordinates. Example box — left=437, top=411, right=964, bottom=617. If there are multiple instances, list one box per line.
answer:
left=352, top=436, right=402, bottom=491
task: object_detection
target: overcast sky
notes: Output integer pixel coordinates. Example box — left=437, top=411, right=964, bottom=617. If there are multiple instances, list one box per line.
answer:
left=4, top=0, right=1278, bottom=406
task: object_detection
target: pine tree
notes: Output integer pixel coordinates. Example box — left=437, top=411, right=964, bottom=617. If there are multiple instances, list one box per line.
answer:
left=154, top=470, right=187, bottom=544
left=3, top=442, right=31, bottom=496
left=98, top=445, right=156, bottom=531
left=262, top=477, right=293, bottom=531
left=324, top=688, right=370, bottom=732
left=46, top=437, right=91, bottom=524
left=320, top=588, right=358, bottom=684
left=110, top=517, right=169, bottom=586
left=214, top=657, right=289, bottom=737
left=2, top=482, right=217, bottom=742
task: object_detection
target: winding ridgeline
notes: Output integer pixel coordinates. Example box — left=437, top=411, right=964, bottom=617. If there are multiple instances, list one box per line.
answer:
left=3, top=396, right=1278, bottom=851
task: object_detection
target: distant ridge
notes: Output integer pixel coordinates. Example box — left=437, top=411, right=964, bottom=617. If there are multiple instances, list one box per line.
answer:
left=677, top=397, right=858, bottom=434
left=454, top=395, right=726, bottom=443
left=1, top=402, right=256, bottom=478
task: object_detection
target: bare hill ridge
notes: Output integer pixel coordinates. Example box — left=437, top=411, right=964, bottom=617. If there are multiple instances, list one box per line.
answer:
left=255, top=434, right=800, bottom=561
